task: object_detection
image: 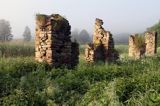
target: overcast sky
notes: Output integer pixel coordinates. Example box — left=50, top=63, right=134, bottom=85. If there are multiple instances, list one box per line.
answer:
left=0, top=0, right=160, bottom=38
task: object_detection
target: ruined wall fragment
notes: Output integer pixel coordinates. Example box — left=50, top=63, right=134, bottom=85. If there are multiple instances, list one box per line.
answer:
left=85, top=18, right=119, bottom=63
left=35, top=14, right=79, bottom=68
left=129, top=35, right=136, bottom=57
left=128, top=35, right=145, bottom=59
left=128, top=32, right=157, bottom=59
left=145, top=32, right=157, bottom=56
left=129, top=34, right=146, bottom=59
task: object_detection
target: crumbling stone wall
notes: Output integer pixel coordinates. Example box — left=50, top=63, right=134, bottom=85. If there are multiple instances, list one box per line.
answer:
left=85, top=18, right=119, bottom=63
left=128, top=35, right=145, bottom=59
left=35, top=14, right=79, bottom=68
left=145, top=32, right=157, bottom=56
left=129, top=32, right=157, bottom=59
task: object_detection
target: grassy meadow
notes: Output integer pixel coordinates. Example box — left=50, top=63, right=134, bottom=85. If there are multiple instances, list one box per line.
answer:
left=1, top=41, right=160, bottom=106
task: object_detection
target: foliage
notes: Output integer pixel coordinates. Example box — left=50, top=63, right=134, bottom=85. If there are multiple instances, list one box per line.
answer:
left=1, top=44, right=160, bottom=105
left=71, top=29, right=91, bottom=44
left=0, top=19, right=13, bottom=42
left=78, top=29, right=91, bottom=44
left=23, top=26, right=32, bottom=42
left=134, top=34, right=145, bottom=49
left=147, top=20, right=160, bottom=47
left=79, top=80, right=123, bottom=106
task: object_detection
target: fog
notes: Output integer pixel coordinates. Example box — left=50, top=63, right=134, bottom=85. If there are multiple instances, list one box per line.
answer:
left=0, top=0, right=160, bottom=38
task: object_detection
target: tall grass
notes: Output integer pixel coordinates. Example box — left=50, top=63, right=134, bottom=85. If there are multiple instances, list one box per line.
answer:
left=1, top=56, right=160, bottom=105
left=0, top=41, right=34, bottom=57
left=1, top=42, right=160, bottom=105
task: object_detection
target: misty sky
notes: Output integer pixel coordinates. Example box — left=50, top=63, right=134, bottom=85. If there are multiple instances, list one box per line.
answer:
left=0, top=0, right=160, bottom=38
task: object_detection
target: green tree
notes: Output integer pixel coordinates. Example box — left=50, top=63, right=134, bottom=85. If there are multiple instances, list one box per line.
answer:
left=23, top=26, right=32, bottom=42
left=78, top=29, right=91, bottom=44
left=0, top=19, right=13, bottom=42
left=147, top=20, right=160, bottom=47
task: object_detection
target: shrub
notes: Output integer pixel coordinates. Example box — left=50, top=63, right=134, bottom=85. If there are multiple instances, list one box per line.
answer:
left=134, top=34, right=145, bottom=49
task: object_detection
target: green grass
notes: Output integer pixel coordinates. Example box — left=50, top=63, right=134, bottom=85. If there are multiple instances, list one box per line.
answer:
left=1, top=42, right=160, bottom=106
left=115, top=45, right=128, bottom=59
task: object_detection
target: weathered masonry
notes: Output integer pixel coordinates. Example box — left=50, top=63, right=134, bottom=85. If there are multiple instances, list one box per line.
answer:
left=145, top=32, right=157, bottom=56
left=85, top=18, right=119, bottom=63
left=35, top=14, right=79, bottom=68
left=129, top=32, right=157, bottom=59
left=128, top=35, right=146, bottom=59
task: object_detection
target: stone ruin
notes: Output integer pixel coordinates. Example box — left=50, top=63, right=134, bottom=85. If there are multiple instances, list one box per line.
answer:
left=85, top=18, right=119, bottom=63
left=35, top=14, right=79, bottom=68
left=129, top=32, right=157, bottom=59
left=128, top=35, right=146, bottom=59
left=145, top=32, right=157, bottom=56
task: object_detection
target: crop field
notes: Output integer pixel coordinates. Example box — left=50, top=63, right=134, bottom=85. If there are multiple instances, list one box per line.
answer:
left=1, top=42, right=160, bottom=106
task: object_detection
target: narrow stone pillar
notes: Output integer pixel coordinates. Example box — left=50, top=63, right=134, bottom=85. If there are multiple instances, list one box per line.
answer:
left=129, top=35, right=136, bottom=57
left=145, top=32, right=157, bottom=56
left=85, top=18, right=119, bottom=63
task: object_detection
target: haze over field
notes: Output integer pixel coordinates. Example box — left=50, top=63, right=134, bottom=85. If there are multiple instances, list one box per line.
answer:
left=0, top=0, right=160, bottom=38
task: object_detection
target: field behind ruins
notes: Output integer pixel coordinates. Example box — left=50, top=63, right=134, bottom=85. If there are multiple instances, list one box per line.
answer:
left=1, top=41, right=160, bottom=105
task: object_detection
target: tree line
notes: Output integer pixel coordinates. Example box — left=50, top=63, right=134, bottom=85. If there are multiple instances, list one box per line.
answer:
left=1, top=18, right=159, bottom=45
left=0, top=19, right=32, bottom=42
left=0, top=19, right=92, bottom=44
left=71, top=29, right=92, bottom=44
